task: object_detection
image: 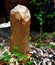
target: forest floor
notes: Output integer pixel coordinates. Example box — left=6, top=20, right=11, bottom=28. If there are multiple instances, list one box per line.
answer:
left=0, top=28, right=55, bottom=65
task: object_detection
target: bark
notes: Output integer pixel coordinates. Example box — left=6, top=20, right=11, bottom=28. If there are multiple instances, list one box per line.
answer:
left=10, top=5, right=31, bottom=54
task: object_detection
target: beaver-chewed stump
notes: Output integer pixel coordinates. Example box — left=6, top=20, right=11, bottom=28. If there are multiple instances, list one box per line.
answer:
left=10, top=5, right=31, bottom=54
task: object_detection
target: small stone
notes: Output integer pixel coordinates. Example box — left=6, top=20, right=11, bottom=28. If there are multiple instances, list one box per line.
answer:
left=52, top=54, right=55, bottom=61
left=9, top=57, right=18, bottom=65
left=49, top=54, right=53, bottom=58
left=31, top=61, right=37, bottom=65
left=50, top=42, right=55, bottom=46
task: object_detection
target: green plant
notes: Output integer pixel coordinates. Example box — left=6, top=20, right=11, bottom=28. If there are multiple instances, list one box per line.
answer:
left=36, top=43, right=44, bottom=48
left=47, top=11, right=55, bottom=18
left=52, top=32, right=55, bottom=37
left=28, top=36, right=32, bottom=41
left=27, top=61, right=32, bottom=65
left=53, top=11, right=55, bottom=17
left=11, top=46, right=28, bottom=62
left=0, top=46, right=4, bottom=50
left=42, top=32, right=49, bottom=39
left=34, top=39, right=40, bottom=43
left=14, top=45, right=19, bottom=50
left=46, top=44, right=55, bottom=49
left=30, top=0, right=47, bottom=40
left=1, top=52, right=11, bottom=64
left=1, top=46, right=29, bottom=64
left=30, top=0, right=55, bottom=40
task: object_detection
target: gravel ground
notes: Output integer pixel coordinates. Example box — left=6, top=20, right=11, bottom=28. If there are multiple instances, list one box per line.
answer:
left=0, top=28, right=55, bottom=65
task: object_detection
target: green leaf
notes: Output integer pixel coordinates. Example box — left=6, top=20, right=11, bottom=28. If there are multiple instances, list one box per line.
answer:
left=45, top=45, right=53, bottom=48
left=34, top=39, right=39, bottom=43
left=28, top=61, right=32, bottom=65
left=53, top=12, right=55, bottom=17
left=0, top=46, right=4, bottom=50
left=37, top=3, right=40, bottom=6
left=43, top=32, right=48, bottom=37
left=3, top=52, right=8, bottom=57
left=32, top=0, right=36, bottom=3
left=36, top=7, right=38, bottom=9
left=39, top=18, right=43, bottom=22
left=52, top=32, right=55, bottom=37
left=31, top=0, right=37, bottom=5
left=28, top=36, right=32, bottom=41
left=22, top=55, right=28, bottom=60
left=47, top=14, right=51, bottom=18
left=1, top=52, right=11, bottom=64
left=34, top=14, right=37, bottom=17
left=36, top=43, right=44, bottom=48
left=37, top=16, right=40, bottom=20
left=24, top=63, right=27, bottom=65
left=39, top=2, right=42, bottom=5
left=13, top=59, right=17, bottom=63
left=50, top=14, right=53, bottom=18
left=34, top=14, right=40, bottom=20
left=14, top=46, right=19, bottom=50
left=40, top=22, right=43, bottom=26
left=53, top=11, right=55, bottom=14
left=44, top=0, right=47, bottom=3
left=38, top=14, right=42, bottom=17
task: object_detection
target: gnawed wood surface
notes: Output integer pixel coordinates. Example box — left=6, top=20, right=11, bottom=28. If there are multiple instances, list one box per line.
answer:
left=10, top=5, right=31, bottom=54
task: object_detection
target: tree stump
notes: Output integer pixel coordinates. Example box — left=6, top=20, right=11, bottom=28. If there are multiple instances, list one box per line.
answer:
left=10, top=5, right=31, bottom=54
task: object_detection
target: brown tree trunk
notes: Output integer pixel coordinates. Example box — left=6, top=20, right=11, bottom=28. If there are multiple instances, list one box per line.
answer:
left=10, top=5, right=31, bottom=54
